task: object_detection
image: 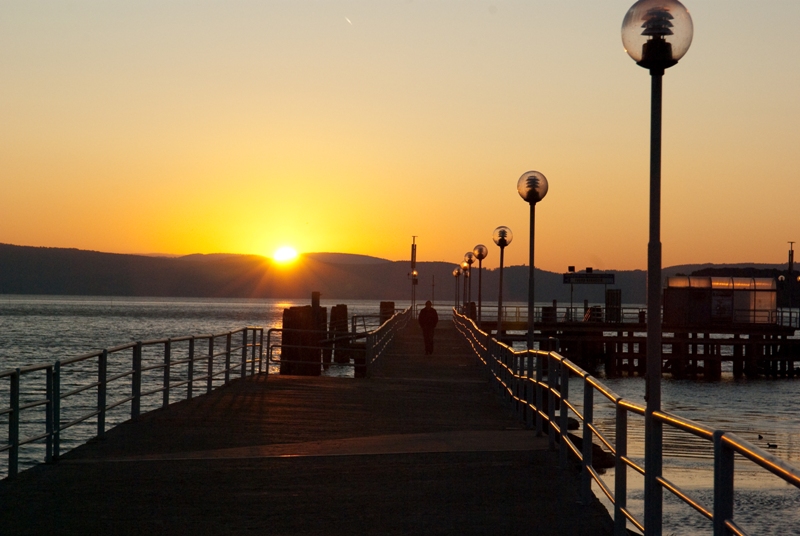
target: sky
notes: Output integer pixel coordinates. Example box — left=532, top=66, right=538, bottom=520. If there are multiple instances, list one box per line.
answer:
left=2, top=1, right=799, bottom=272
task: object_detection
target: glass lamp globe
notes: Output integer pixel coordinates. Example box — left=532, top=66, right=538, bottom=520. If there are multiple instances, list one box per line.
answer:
left=473, top=244, right=488, bottom=261
left=622, top=0, right=693, bottom=70
left=492, top=226, right=513, bottom=248
left=517, top=171, right=549, bottom=204
left=464, top=252, right=475, bottom=265
left=452, top=268, right=461, bottom=277
left=779, top=275, right=786, bottom=282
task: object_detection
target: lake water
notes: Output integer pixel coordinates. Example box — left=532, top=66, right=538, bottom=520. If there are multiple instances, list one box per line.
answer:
left=1, top=295, right=799, bottom=535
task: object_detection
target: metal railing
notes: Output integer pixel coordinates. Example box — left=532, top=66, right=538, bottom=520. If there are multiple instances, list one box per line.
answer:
left=0, top=327, right=264, bottom=479
left=366, top=308, right=411, bottom=374
left=452, top=310, right=800, bottom=536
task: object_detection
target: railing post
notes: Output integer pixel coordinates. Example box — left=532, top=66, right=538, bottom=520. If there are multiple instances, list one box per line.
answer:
left=258, top=329, right=264, bottom=374
left=581, top=379, right=594, bottom=505
left=163, top=339, right=171, bottom=408
left=559, top=359, right=570, bottom=468
left=526, top=353, right=534, bottom=429
left=536, top=352, right=544, bottom=437
left=98, top=349, right=107, bottom=439
left=132, top=342, right=142, bottom=419
left=207, top=336, right=214, bottom=394
left=365, top=333, right=375, bottom=378
left=251, top=329, right=257, bottom=375
left=548, top=359, right=556, bottom=451
left=45, top=366, right=54, bottom=463
left=614, top=403, right=628, bottom=536
left=9, top=369, right=20, bottom=478
left=187, top=337, right=195, bottom=400
left=225, top=333, right=232, bottom=384
left=241, top=329, right=248, bottom=379
left=713, top=431, right=735, bottom=536
left=53, top=361, right=61, bottom=461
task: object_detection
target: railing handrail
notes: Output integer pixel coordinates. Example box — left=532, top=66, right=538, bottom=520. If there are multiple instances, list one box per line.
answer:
left=451, top=309, right=800, bottom=536
left=1, top=326, right=265, bottom=479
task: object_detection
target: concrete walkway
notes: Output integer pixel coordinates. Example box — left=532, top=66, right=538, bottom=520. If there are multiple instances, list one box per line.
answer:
left=0, top=318, right=614, bottom=535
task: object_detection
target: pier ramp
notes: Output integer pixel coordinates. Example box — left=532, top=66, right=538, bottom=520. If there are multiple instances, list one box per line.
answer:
left=0, top=319, right=614, bottom=535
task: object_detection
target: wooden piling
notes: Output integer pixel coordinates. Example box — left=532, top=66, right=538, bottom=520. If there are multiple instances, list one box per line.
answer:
left=331, top=304, right=350, bottom=364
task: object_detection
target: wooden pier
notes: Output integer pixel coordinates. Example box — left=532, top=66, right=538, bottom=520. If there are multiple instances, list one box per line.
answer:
left=482, top=318, right=798, bottom=380
left=0, top=319, right=614, bottom=535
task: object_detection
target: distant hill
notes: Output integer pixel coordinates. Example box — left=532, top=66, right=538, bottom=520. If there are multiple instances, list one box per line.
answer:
left=304, top=252, right=391, bottom=265
left=0, top=243, right=794, bottom=304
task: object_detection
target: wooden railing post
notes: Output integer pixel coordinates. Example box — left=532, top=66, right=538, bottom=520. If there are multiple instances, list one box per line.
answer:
left=98, top=349, right=107, bottom=439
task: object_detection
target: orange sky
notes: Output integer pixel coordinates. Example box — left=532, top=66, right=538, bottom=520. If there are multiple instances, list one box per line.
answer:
left=2, top=2, right=798, bottom=271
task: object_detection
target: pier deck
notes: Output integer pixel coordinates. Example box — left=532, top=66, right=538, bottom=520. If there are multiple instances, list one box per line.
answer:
left=0, top=319, right=614, bottom=535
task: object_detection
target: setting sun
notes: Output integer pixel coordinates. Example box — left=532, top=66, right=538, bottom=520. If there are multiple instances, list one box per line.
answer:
left=273, top=246, right=299, bottom=263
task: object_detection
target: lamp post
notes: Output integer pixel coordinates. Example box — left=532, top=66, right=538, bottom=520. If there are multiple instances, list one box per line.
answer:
left=622, top=2, right=692, bottom=534
left=410, top=236, right=418, bottom=318
left=460, top=261, right=469, bottom=313
left=493, top=226, right=513, bottom=338
left=517, top=170, right=549, bottom=351
left=473, top=244, right=488, bottom=327
left=789, top=242, right=796, bottom=327
left=464, top=252, right=475, bottom=317
left=452, top=268, right=461, bottom=309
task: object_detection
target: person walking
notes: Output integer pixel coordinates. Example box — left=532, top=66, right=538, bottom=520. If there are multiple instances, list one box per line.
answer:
left=417, top=300, right=439, bottom=355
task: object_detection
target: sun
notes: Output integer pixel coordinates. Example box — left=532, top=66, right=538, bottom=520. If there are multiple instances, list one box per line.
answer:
left=273, top=246, right=299, bottom=263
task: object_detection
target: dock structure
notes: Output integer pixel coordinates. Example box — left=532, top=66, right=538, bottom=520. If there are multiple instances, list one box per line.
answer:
left=481, top=317, right=798, bottom=381
left=0, top=319, right=614, bottom=535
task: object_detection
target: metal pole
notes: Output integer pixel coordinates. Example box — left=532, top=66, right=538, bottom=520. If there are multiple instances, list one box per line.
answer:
left=644, top=66, right=664, bottom=536
left=467, top=264, right=472, bottom=308
left=463, top=271, right=468, bottom=311
left=478, top=259, right=483, bottom=328
left=497, top=246, right=505, bottom=337
left=527, top=203, right=536, bottom=351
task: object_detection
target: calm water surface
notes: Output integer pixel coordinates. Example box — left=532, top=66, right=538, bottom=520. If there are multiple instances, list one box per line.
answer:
left=2, top=296, right=799, bottom=534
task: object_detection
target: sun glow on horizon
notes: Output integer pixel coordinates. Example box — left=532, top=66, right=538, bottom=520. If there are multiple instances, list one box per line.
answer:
left=273, top=246, right=299, bottom=263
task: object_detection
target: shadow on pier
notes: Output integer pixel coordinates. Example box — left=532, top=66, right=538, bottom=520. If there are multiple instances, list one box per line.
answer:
left=0, top=319, right=614, bottom=535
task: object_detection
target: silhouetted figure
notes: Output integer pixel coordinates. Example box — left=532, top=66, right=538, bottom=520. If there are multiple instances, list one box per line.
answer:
left=418, top=301, right=439, bottom=355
